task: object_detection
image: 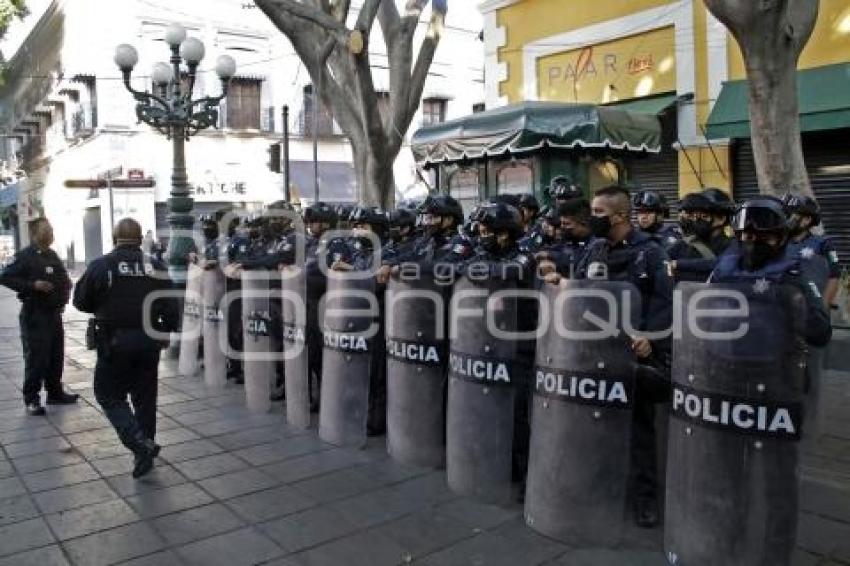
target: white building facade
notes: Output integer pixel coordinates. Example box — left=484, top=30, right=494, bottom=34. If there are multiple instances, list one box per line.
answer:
left=0, top=0, right=483, bottom=265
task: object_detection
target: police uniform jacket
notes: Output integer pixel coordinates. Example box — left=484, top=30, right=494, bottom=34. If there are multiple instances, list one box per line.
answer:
left=0, top=245, right=71, bottom=310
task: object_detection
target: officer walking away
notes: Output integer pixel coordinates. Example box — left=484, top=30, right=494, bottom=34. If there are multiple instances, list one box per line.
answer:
left=583, top=185, right=674, bottom=528
left=711, top=196, right=832, bottom=347
left=0, top=217, right=76, bottom=415
left=782, top=193, right=841, bottom=307
left=633, top=190, right=680, bottom=248
left=73, top=218, right=179, bottom=478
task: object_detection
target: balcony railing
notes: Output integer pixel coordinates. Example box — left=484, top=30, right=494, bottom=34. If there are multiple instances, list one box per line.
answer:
left=71, top=103, right=96, bottom=137
left=295, top=109, right=344, bottom=138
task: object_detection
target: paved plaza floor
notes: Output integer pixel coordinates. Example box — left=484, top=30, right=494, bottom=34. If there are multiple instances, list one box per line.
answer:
left=0, top=287, right=848, bottom=565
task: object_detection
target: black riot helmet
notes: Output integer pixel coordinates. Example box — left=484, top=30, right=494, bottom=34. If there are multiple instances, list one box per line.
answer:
left=518, top=194, right=540, bottom=213
left=547, top=175, right=582, bottom=203
left=471, top=201, right=524, bottom=239
left=389, top=208, right=417, bottom=230
left=702, top=188, right=735, bottom=218
left=633, top=190, right=669, bottom=217
left=418, top=194, right=464, bottom=226
left=495, top=193, right=522, bottom=209
left=678, top=192, right=715, bottom=213
left=781, top=192, right=821, bottom=226
left=731, top=196, right=789, bottom=236
left=303, top=201, right=338, bottom=227
left=349, top=206, right=390, bottom=239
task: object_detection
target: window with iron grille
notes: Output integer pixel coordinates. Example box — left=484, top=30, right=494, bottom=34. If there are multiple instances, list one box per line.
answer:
left=421, top=98, right=447, bottom=126
left=226, top=78, right=262, bottom=130
left=472, top=103, right=485, bottom=113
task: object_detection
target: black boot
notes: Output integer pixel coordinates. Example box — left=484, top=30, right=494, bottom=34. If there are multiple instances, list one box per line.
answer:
left=635, top=497, right=660, bottom=528
left=132, top=438, right=161, bottom=479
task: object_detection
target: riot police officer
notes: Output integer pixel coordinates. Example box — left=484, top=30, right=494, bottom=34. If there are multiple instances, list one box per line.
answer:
left=517, top=194, right=540, bottom=234
left=633, top=189, right=680, bottom=248
left=782, top=193, right=840, bottom=306
left=73, top=218, right=179, bottom=478
left=583, top=185, right=673, bottom=528
left=711, top=196, right=831, bottom=346
left=466, top=202, right=536, bottom=494
left=546, top=175, right=583, bottom=207
left=383, top=208, right=419, bottom=267
left=538, top=198, right=595, bottom=281
left=298, top=202, right=346, bottom=409
left=668, top=192, right=732, bottom=283
left=409, top=195, right=474, bottom=269
left=0, top=217, right=76, bottom=415
left=223, top=214, right=251, bottom=383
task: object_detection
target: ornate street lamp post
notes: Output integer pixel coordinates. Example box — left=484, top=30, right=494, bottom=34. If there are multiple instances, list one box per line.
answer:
left=113, top=23, right=236, bottom=284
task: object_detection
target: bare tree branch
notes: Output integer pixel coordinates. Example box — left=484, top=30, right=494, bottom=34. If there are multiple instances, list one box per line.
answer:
left=257, top=0, right=352, bottom=47
left=355, top=0, right=383, bottom=32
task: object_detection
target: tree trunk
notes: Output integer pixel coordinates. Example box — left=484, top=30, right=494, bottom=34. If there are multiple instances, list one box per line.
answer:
left=354, top=144, right=397, bottom=209
left=705, top=0, right=818, bottom=197
left=745, top=50, right=811, bottom=196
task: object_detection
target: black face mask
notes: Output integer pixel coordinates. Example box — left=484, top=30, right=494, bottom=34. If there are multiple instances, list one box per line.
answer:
left=202, top=227, right=218, bottom=241
left=480, top=234, right=500, bottom=253
left=681, top=219, right=712, bottom=240
left=589, top=215, right=612, bottom=238
left=390, top=228, right=408, bottom=243
left=740, top=240, right=780, bottom=271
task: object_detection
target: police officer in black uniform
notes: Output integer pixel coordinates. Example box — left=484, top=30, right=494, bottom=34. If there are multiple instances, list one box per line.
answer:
left=667, top=192, right=732, bottom=283
left=409, top=195, right=475, bottom=270
left=465, top=201, right=536, bottom=494
left=298, top=202, right=347, bottom=409
left=782, top=193, right=841, bottom=307
left=332, top=206, right=390, bottom=434
left=546, top=175, right=583, bottom=208
left=711, top=196, right=831, bottom=347
left=537, top=198, right=595, bottom=281
left=222, top=213, right=250, bottom=383
left=633, top=189, right=680, bottom=249
left=73, top=218, right=179, bottom=478
left=383, top=208, right=419, bottom=266
left=582, top=185, right=673, bottom=528
left=0, top=217, right=76, bottom=415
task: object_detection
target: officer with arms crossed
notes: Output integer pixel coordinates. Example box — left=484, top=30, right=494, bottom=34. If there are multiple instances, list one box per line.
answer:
left=73, top=218, right=179, bottom=478
left=0, top=217, right=76, bottom=415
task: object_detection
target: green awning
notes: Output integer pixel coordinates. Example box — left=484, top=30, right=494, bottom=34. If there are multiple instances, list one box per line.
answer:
left=411, top=101, right=661, bottom=166
left=706, top=62, right=850, bottom=139
left=605, top=93, right=678, bottom=115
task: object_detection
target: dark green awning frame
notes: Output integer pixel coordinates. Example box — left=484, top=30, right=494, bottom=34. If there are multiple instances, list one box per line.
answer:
left=411, top=101, right=662, bottom=166
left=706, top=63, right=850, bottom=139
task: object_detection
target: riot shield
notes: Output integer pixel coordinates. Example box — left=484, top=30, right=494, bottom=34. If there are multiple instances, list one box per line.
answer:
left=524, top=280, right=639, bottom=546
left=318, top=273, right=376, bottom=448
left=446, top=275, right=518, bottom=504
left=665, top=282, right=808, bottom=566
left=385, top=273, right=448, bottom=469
left=202, top=266, right=227, bottom=390
left=178, top=264, right=203, bottom=377
left=282, top=266, right=310, bottom=429
left=242, top=273, right=275, bottom=413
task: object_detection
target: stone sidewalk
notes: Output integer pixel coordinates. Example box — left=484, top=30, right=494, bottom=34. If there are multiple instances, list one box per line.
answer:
left=0, top=288, right=847, bottom=566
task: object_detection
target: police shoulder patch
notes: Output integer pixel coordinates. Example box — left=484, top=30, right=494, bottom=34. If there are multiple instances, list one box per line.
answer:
left=453, top=244, right=466, bottom=254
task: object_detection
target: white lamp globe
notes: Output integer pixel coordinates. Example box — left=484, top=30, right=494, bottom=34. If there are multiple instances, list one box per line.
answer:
left=151, top=62, right=173, bottom=87
left=215, top=55, right=237, bottom=79
left=114, top=44, right=139, bottom=71
left=180, top=37, right=205, bottom=65
left=164, top=23, right=187, bottom=47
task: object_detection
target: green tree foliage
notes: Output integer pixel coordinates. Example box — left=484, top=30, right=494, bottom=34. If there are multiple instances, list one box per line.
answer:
left=0, top=0, right=27, bottom=38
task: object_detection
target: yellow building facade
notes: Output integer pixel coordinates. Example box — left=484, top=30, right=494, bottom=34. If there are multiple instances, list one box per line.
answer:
left=480, top=0, right=850, bottom=197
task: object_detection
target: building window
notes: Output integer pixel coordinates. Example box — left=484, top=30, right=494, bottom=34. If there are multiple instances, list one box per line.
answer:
left=472, top=103, right=485, bottom=113
left=448, top=166, right=479, bottom=214
left=497, top=162, right=534, bottom=195
left=226, top=78, right=262, bottom=130
left=422, top=98, right=447, bottom=126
